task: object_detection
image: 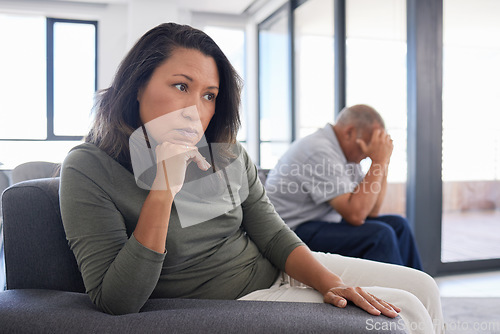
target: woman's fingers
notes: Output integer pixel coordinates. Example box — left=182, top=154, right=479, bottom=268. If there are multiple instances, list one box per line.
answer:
left=156, top=143, right=210, bottom=171
left=325, top=287, right=379, bottom=316
left=325, top=287, right=400, bottom=318
left=323, top=292, right=347, bottom=308
left=184, top=146, right=211, bottom=171
left=358, top=290, right=399, bottom=318
left=153, top=143, right=210, bottom=193
left=368, top=292, right=401, bottom=313
left=385, top=300, right=401, bottom=313
left=347, top=288, right=383, bottom=316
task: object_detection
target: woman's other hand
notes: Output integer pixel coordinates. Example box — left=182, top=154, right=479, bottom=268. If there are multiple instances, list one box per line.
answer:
left=285, top=246, right=401, bottom=318
left=324, top=284, right=401, bottom=317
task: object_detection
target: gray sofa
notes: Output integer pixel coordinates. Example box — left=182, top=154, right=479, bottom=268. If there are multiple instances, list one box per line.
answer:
left=0, top=178, right=407, bottom=333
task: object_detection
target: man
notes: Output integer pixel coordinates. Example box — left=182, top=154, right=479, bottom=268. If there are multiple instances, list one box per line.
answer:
left=265, top=104, right=422, bottom=270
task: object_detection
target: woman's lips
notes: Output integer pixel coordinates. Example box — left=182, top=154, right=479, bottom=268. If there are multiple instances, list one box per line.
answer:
left=175, top=128, right=198, bottom=138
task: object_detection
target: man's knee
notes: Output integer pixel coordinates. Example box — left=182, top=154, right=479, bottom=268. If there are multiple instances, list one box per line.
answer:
left=365, top=221, right=399, bottom=249
left=389, top=214, right=407, bottom=224
left=366, top=220, right=397, bottom=236
left=376, top=215, right=413, bottom=233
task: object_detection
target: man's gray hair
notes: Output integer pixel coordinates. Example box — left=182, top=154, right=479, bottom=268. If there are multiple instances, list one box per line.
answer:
left=335, top=104, right=385, bottom=131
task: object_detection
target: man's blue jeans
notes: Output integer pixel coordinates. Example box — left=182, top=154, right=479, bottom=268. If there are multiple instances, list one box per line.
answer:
left=294, top=215, right=423, bottom=270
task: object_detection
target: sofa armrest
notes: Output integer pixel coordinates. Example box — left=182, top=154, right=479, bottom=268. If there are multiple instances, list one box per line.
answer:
left=0, top=290, right=407, bottom=333
left=2, top=178, right=85, bottom=292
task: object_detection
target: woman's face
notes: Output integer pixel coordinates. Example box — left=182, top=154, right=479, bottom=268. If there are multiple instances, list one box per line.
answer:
left=138, top=47, right=219, bottom=145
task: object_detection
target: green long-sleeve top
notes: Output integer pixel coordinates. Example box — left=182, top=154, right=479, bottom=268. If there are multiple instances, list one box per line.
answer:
left=60, top=142, right=304, bottom=315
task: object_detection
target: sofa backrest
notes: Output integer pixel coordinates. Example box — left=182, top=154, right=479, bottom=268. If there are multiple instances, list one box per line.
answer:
left=11, top=161, right=61, bottom=184
left=1, top=177, right=85, bottom=292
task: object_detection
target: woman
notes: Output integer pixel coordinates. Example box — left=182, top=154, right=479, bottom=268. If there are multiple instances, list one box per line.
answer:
left=60, top=23, right=444, bottom=333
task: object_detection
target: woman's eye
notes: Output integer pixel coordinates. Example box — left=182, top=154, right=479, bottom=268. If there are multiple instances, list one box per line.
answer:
left=203, top=93, right=216, bottom=101
left=174, top=83, right=187, bottom=92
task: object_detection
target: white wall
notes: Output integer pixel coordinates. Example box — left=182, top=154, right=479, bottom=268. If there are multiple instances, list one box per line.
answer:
left=127, top=0, right=180, bottom=48
left=97, top=3, right=128, bottom=88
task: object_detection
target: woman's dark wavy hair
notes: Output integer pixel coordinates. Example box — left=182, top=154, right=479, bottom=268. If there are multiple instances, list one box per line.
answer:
left=86, top=22, right=242, bottom=170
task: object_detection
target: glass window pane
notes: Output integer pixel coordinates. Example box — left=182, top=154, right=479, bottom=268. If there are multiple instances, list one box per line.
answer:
left=203, top=26, right=247, bottom=142
left=260, top=142, right=290, bottom=170
left=0, top=14, right=46, bottom=139
left=53, top=22, right=96, bottom=136
left=346, top=0, right=407, bottom=216
left=441, top=0, right=500, bottom=262
left=294, top=0, right=334, bottom=138
left=259, top=8, right=291, bottom=167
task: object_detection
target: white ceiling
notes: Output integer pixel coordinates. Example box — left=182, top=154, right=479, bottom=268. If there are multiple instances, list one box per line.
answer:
left=177, top=0, right=255, bottom=14
left=51, top=0, right=256, bottom=15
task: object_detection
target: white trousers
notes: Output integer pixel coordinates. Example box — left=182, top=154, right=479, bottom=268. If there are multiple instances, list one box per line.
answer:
left=239, top=252, right=445, bottom=334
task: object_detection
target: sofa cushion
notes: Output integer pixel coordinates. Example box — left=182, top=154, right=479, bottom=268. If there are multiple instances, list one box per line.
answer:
left=0, top=289, right=407, bottom=333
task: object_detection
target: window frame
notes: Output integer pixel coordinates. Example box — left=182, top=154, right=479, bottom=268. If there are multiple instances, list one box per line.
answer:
left=407, top=0, right=500, bottom=276
left=46, top=17, right=98, bottom=141
left=257, top=0, right=342, bottom=167
left=257, top=2, right=294, bottom=167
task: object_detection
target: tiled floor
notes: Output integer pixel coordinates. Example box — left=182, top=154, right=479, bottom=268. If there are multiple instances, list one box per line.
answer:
left=435, top=270, right=500, bottom=297
left=442, top=210, right=500, bottom=262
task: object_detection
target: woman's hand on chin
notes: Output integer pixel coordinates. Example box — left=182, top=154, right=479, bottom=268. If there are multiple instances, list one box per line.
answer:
left=151, top=142, right=211, bottom=194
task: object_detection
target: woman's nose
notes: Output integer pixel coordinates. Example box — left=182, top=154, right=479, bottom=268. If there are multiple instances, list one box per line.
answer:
left=180, top=105, right=201, bottom=121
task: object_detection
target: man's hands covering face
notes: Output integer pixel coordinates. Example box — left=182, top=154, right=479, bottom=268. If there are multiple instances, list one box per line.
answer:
left=356, top=129, right=393, bottom=165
